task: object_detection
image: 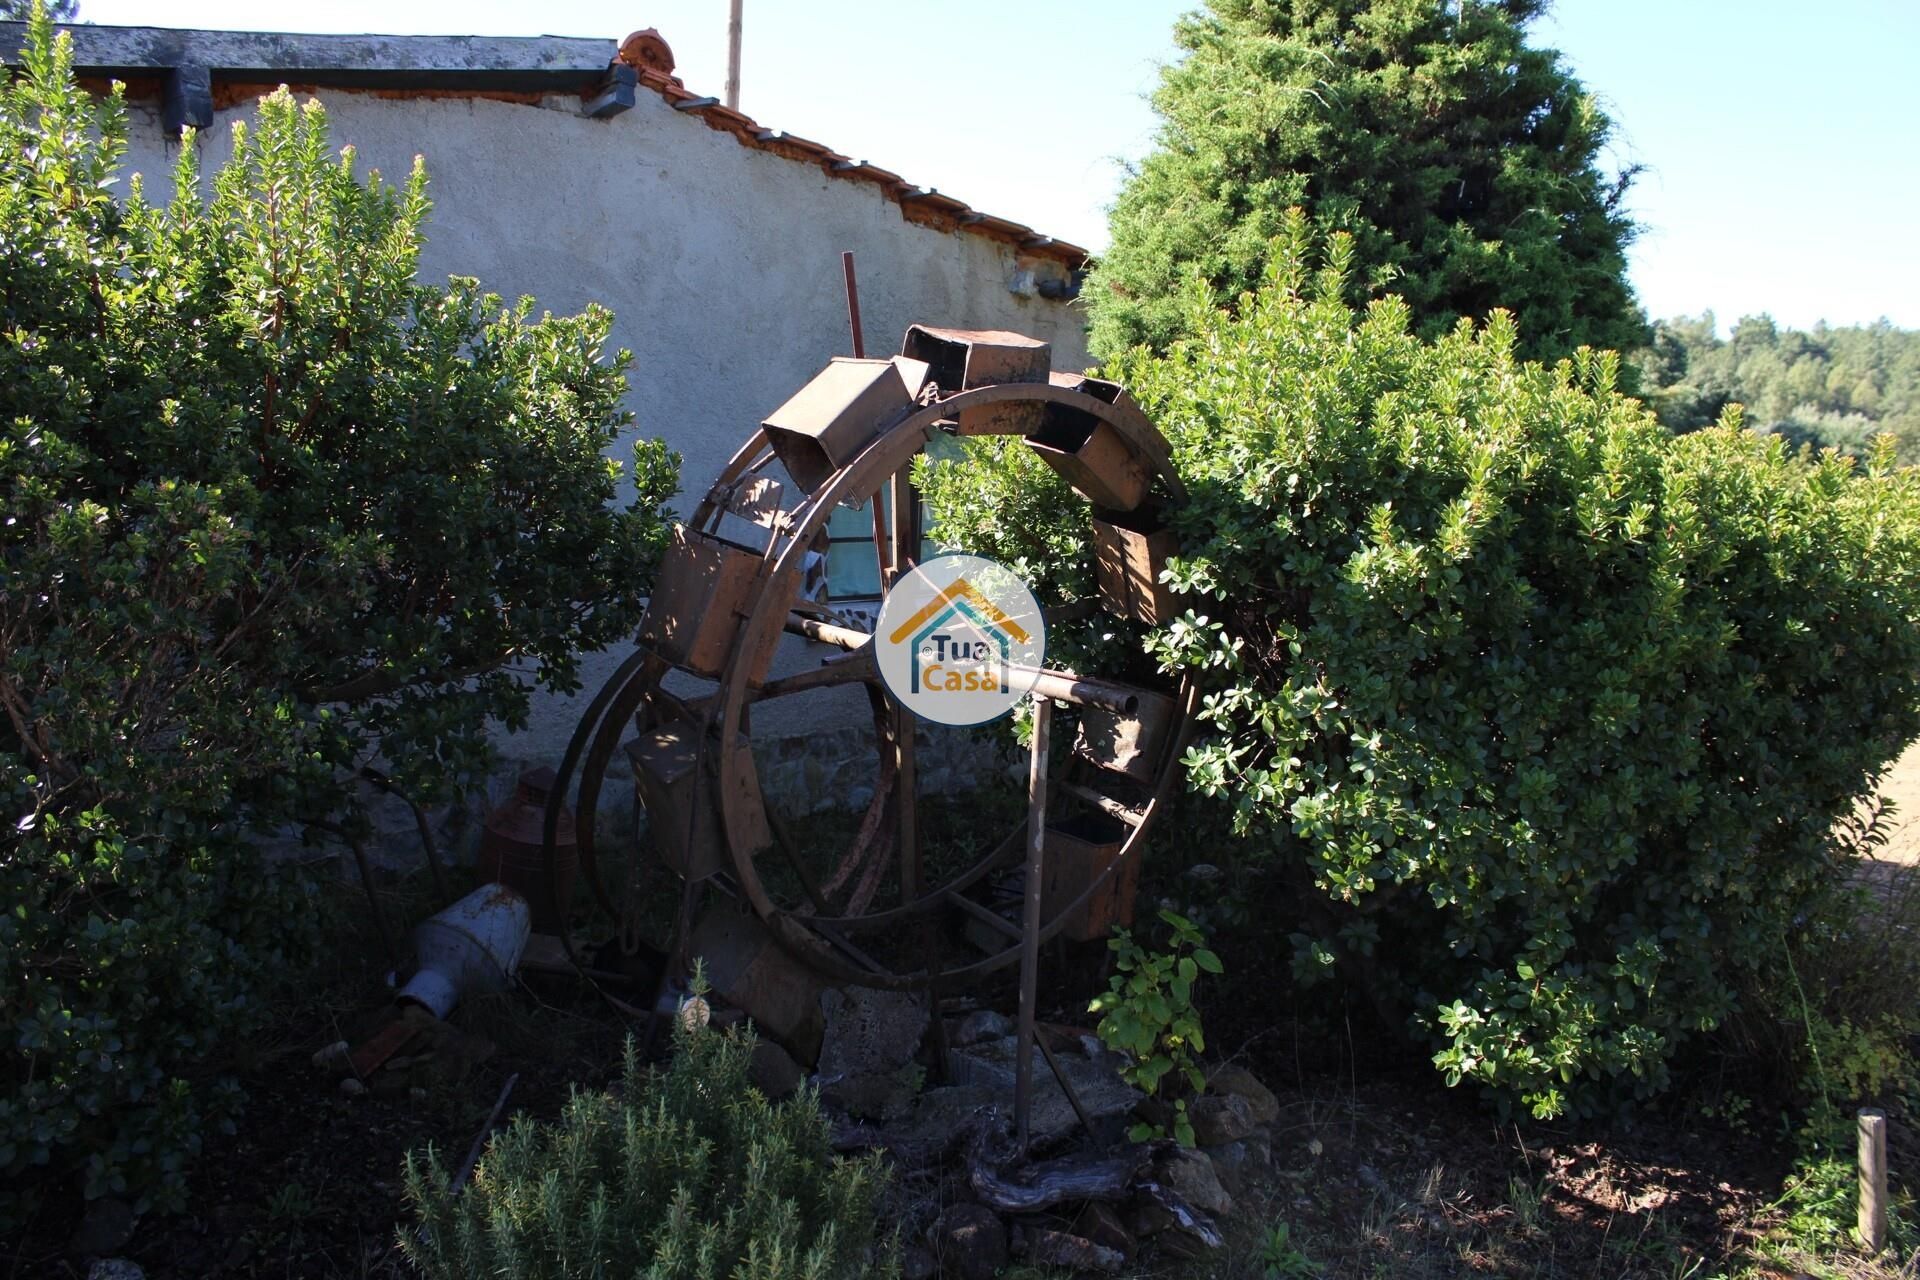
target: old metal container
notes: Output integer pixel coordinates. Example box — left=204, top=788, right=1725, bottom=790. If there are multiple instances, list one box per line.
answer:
left=1026, top=403, right=1151, bottom=511
left=1071, top=688, right=1177, bottom=783
left=762, top=355, right=930, bottom=495
left=638, top=524, right=785, bottom=683
left=1040, top=811, right=1139, bottom=943
left=397, top=883, right=533, bottom=1019
left=475, top=767, right=575, bottom=933
left=1092, top=505, right=1179, bottom=624
left=1049, top=369, right=1142, bottom=415
left=688, top=904, right=827, bottom=1063
left=902, top=324, right=1051, bottom=391
left=627, top=725, right=770, bottom=882
left=904, top=325, right=1052, bottom=435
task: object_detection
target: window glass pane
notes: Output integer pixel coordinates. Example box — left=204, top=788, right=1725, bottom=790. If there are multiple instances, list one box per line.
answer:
left=821, top=436, right=970, bottom=597
left=826, top=495, right=885, bottom=542
left=826, top=538, right=882, bottom=599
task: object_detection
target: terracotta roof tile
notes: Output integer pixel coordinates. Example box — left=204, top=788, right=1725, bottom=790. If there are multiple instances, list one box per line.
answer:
left=619, top=32, right=1087, bottom=269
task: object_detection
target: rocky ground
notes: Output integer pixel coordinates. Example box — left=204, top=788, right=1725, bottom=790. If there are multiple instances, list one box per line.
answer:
left=20, top=743, right=1920, bottom=1279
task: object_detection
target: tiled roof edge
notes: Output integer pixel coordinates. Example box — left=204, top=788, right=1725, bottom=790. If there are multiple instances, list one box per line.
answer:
left=624, top=61, right=1089, bottom=269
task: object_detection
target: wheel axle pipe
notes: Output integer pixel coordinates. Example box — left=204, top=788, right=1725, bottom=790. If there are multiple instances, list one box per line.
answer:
left=783, top=612, right=1139, bottom=714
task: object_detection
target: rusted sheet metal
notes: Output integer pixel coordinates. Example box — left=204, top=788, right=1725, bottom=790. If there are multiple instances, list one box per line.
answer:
left=1040, top=811, right=1139, bottom=943
left=1091, top=507, right=1179, bottom=625
left=1071, top=688, right=1177, bottom=784
left=347, top=1017, right=417, bottom=1080
left=902, top=325, right=1051, bottom=391
left=638, top=525, right=760, bottom=676
left=689, top=905, right=827, bottom=1063
left=477, top=767, right=576, bottom=932
left=1025, top=404, right=1151, bottom=512
left=903, top=325, right=1052, bottom=436
left=704, top=474, right=790, bottom=531
left=1050, top=369, right=1143, bottom=418
left=762, top=356, right=929, bottom=495
left=628, top=726, right=770, bottom=882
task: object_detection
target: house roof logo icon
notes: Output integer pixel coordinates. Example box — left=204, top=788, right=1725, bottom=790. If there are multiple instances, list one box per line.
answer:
left=873, top=554, right=1046, bottom=725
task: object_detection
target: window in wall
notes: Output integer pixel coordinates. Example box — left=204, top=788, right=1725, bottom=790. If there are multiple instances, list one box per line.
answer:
left=822, top=433, right=964, bottom=601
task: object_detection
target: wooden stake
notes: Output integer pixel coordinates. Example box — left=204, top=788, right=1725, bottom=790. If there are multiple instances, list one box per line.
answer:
left=1860, top=1107, right=1888, bottom=1254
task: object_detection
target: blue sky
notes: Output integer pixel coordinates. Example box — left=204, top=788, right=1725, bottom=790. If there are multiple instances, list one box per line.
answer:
left=73, top=0, right=1920, bottom=332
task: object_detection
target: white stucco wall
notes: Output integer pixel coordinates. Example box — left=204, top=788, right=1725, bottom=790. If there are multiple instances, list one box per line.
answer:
left=118, top=85, right=1091, bottom=772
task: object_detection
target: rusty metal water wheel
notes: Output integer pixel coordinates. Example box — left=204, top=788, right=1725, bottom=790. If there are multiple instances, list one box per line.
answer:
left=547, top=327, right=1196, bottom=996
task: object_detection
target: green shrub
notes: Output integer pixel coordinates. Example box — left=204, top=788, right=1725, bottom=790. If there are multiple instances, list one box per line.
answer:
left=921, top=219, right=1920, bottom=1117
left=401, top=1016, right=893, bottom=1279
left=1089, top=909, right=1221, bottom=1145
left=1, top=9, right=675, bottom=1225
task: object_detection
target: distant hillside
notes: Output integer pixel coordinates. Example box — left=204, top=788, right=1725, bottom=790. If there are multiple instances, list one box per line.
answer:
left=1636, top=314, right=1920, bottom=462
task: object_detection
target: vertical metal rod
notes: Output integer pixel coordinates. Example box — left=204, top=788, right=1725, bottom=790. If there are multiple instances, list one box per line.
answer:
left=1035, top=1029, right=1096, bottom=1139
left=1014, top=695, right=1052, bottom=1152
left=842, top=250, right=865, bottom=359
left=724, top=0, right=743, bottom=111
left=891, top=465, right=920, bottom=901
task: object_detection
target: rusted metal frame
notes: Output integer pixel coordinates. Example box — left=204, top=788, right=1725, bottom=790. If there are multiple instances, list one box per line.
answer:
left=801, top=824, right=1021, bottom=932
left=573, top=653, right=665, bottom=918
left=705, top=868, right=893, bottom=977
left=713, top=385, right=1189, bottom=988
left=1034, top=1030, right=1097, bottom=1141
left=927, top=383, right=1185, bottom=503
left=1015, top=695, right=1053, bottom=1150
left=842, top=251, right=866, bottom=359
left=753, top=692, right=1195, bottom=993
left=825, top=683, right=898, bottom=914
left=682, top=647, right=876, bottom=716
left=643, top=874, right=704, bottom=1057
left=544, top=643, right=653, bottom=930
left=890, top=462, right=922, bottom=906
left=1059, top=779, right=1145, bottom=828
left=763, top=807, right=833, bottom=914
left=813, top=920, right=891, bottom=975
left=944, top=888, right=1021, bottom=939
left=782, top=608, right=1139, bottom=716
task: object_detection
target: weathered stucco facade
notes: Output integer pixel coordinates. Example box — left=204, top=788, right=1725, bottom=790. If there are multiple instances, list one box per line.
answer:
left=22, top=22, right=1092, bottom=796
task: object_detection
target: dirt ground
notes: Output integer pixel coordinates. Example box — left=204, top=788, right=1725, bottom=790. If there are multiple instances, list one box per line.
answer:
left=1869, top=740, right=1920, bottom=866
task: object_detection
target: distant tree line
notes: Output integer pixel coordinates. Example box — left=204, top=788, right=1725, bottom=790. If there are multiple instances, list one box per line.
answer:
left=1638, top=314, right=1920, bottom=461
left=0, top=1, right=77, bottom=22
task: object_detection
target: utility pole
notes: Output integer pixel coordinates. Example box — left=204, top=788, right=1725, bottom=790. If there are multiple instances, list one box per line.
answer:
left=724, top=0, right=743, bottom=111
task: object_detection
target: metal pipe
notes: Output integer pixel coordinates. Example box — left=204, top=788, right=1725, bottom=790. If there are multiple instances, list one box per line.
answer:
left=1026, top=668, right=1138, bottom=715
left=781, top=612, right=1138, bottom=713
left=724, top=0, right=743, bottom=111
left=1014, top=695, right=1052, bottom=1151
left=785, top=612, right=871, bottom=650
left=842, top=251, right=865, bottom=359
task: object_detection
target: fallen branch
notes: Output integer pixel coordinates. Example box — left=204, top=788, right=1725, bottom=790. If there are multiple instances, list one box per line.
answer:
left=450, top=1072, right=520, bottom=1196
left=968, top=1144, right=1150, bottom=1214
left=359, top=765, right=450, bottom=902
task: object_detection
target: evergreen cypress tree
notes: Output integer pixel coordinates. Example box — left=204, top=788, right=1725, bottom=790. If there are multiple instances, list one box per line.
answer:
left=1091, top=0, right=1646, bottom=364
